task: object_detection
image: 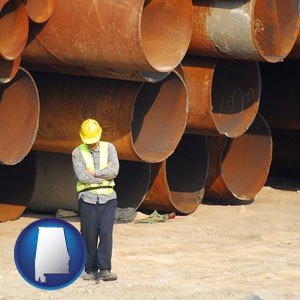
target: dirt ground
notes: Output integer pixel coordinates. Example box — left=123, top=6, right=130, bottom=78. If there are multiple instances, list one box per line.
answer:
left=1, top=177, right=300, bottom=300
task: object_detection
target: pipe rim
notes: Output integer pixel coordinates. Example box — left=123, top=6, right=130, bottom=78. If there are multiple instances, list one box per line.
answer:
left=23, top=0, right=57, bottom=23
left=0, top=55, right=21, bottom=84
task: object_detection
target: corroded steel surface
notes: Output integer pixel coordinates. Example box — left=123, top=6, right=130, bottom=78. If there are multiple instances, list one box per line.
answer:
left=0, top=0, right=9, bottom=11
left=259, top=61, right=300, bottom=131
left=189, top=0, right=300, bottom=62
left=22, top=0, right=56, bottom=23
left=0, top=0, right=28, bottom=60
left=0, top=152, right=36, bottom=222
left=183, top=56, right=261, bottom=138
left=22, top=33, right=170, bottom=82
left=0, top=68, right=40, bottom=165
left=141, top=134, right=209, bottom=215
left=0, top=55, right=20, bottom=84
left=22, top=0, right=192, bottom=79
left=32, top=71, right=188, bottom=163
left=269, top=129, right=300, bottom=178
left=28, top=151, right=151, bottom=213
left=205, top=113, right=272, bottom=201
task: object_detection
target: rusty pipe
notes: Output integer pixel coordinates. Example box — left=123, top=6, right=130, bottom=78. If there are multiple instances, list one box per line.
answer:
left=27, top=151, right=151, bottom=213
left=0, top=0, right=29, bottom=60
left=259, top=60, right=300, bottom=131
left=140, top=134, right=209, bottom=215
left=22, top=0, right=192, bottom=78
left=0, top=55, right=20, bottom=84
left=189, top=0, right=300, bottom=63
left=0, top=67, right=40, bottom=165
left=0, top=0, right=9, bottom=11
left=183, top=56, right=261, bottom=138
left=0, top=152, right=36, bottom=222
left=21, top=0, right=56, bottom=23
left=31, top=71, right=188, bottom=163
left=269, top=129, right=300, bottom=178
left=205, top=113, right=272, bottom=201
left=22, top=30, right=170, bottom=83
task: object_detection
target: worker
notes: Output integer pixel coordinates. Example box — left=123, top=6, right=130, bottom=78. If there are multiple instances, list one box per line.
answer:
left=72, top=119, right=119, bottom=282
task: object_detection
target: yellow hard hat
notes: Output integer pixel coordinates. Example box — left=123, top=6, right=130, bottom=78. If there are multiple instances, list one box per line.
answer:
left=79, top=119, right=102, bottom=144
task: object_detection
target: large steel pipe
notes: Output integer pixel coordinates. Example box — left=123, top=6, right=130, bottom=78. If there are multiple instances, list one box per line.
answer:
left=140, top=134, right=209, bottom=215
left=183, top=56, right=261, bottom=138
left=21, top=0, right=56, bottom=23
left=0, top=67, right=40, bottom=165
left=0, top=55, right=20, bottom=84
left=32, top=71, right=188, bottom=163
left=205, top=113, right=272, bottom=201
left=22, top=31, right=170, bottom=83
left=269, top=129, right=300, bottom=178
left=0, top=0, right=9, bottom=11
left=22, top=0, right=192, bottom=80
left=0, top=152, right=36, bottom=222
left=0, top=0, right=28, bottom=60
left=259, top=61, right=300, bottom=131
left=189, top=0, right=300, bottom=63
left=27, top=151, right=151, bottom=213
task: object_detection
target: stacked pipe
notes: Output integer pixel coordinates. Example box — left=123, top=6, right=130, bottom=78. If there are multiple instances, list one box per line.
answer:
left=1, top=0, right=300, bottom=222
left=0, top=0, right=56, bottom=220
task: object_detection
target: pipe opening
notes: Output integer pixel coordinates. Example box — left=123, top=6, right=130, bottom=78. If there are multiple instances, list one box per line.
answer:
left=0, top=56, right=21, bottom=84
left=141, top=0, right=192, bottom=72
left=23, top=0, right=57, bottom=23
left=115, top=160, right=150, bottom=209
left=0, top=1, right=28, bottom=60
left=253, top=0, right=300, bottom=62
left=211, top=60, right=261, bottom=137
left=0, top=68, right=39, bottom=165
left=166, top=134, right=208, bottom=214
left=0, top=152, right=36, bottom=222
left=221, top=114, right=272, bottom=200
left=132, top=72, right=187, bottom=163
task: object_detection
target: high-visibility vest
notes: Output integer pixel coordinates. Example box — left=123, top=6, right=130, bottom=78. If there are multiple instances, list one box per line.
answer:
left=76, top=142, right=115, bottom=195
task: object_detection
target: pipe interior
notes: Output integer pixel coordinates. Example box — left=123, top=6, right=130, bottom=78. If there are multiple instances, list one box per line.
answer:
left=0, top=68, right=39, bottom=165
left=0, top=56, right=20, bottom=84
left=253, top=0, right=300, bottom=62
left=0, top=1, right=28, bottom=60
left=0, top=152, right=36, bottom=222
left=211, top=60, right=261, bottom=138
left=166, top=134, right=209, bottom=213
left=24, top=0, right=57, bottom=23
left=115, top=160, right=150, bottom=209
left=132, top=72, right=187, bottom=163
left=221, top=114, right=272, bottom=199
left=141, top=0, right=192, bottom=72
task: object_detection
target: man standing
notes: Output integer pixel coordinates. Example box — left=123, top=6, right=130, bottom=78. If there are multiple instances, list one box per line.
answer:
left=72, top=119, right=119, bottom=282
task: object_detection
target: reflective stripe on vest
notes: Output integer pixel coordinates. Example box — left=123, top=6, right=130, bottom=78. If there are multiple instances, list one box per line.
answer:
left=76, top=142, right=115, bottom=194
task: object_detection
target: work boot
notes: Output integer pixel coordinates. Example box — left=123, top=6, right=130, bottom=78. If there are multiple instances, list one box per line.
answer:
left=81, top=270, right=99, bottom=281
left=98, top=270, right=118, bottom=281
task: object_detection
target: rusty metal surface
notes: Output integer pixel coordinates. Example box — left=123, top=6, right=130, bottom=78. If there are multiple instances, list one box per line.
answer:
left=205, top=113, right=272, bottom=201
left=0, top=0, right=9, bottom=11
left=269, top=129, right=300, bottom=178
left=183, top=56, right=261, bottom=138
left=32, top=71, right=187, bottom=163
left=28, top=151, right=150, bottom=213
left=22, top=0, right=56, bottom=23
left=22, top=33, right=170, bottom=82
left=0, top=55, right=20, bottom=84
left=22, top=0, right=192, bottom=79
left=0, top=67, right=40, bottom=165
left=189, top=0, right=300, bottom=62
left=259, top=61, right=300, bottom=131
left=0, top=152, right=36, bottom=222
left=141, top=134, right=209, bottom=215
left=0, top=0, right=28, bottom=60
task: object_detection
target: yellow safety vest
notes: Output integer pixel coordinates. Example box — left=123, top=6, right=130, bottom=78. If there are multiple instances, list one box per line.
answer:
left=76, top=142, right=115, bottom=195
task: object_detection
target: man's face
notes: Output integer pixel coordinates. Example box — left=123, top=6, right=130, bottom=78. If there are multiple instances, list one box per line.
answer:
left=87, top=142, right=98, bottom=151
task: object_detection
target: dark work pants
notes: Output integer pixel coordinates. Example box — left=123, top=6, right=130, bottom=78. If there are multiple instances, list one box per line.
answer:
left=79, top=198, right=117, bottom=273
